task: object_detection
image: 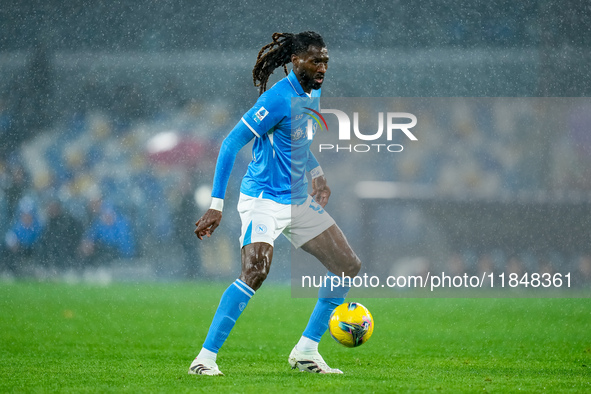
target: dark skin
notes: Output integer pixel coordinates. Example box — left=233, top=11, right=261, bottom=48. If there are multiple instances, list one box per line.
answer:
left=195, top=45, right=361, bottom=291
left=291, top=45, right=329, bottom=93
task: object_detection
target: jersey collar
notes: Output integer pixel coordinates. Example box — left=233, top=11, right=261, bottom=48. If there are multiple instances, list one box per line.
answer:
left=287, top=70, right=307, bottom=96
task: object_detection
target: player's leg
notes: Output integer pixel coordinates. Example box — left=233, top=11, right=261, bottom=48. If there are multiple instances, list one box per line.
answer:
left=239, top=242, right=274, bottom=290
left=301, top=224, right=361, bottom=278
left=286, top=198, right=361, bottom=373
left=289, top=225, right=361, bottom=374
left=189, top=194, right=286, bottom=376
left=189, top=243, right=272, bottom=375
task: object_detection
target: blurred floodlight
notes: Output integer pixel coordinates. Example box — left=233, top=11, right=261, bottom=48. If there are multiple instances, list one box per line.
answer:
left=195, top=185, right=213, bottom=210
left=146, top=131, right=179, bottom=154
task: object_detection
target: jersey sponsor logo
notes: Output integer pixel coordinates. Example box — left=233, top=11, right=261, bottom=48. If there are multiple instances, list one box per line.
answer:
left=255, top=224, right=267, bottom=234
left=253, top=107, right=269, bottom=124
left=291, top=126, right=306, bottom=141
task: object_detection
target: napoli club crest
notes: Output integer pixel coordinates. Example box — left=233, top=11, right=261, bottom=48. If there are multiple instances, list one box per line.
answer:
left=255, top=224, right=267, bottom=234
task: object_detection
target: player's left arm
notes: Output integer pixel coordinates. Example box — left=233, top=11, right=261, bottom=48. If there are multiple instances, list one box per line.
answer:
left=307, top=150, right=331, bottom=207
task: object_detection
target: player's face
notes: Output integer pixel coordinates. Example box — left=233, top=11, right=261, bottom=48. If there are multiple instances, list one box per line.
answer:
left=292, top=45, right=329, bottom=93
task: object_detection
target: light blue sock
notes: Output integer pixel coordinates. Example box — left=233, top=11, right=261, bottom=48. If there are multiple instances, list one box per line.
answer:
left=302, top=272, right=351, bottom=343
left=202, top=279, right=255, bottom=353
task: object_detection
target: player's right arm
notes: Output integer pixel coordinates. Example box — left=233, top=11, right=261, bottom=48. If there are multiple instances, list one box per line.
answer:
left=195, top=92, right=284, bottom=240
left=194, top=120, right=254, bottom=240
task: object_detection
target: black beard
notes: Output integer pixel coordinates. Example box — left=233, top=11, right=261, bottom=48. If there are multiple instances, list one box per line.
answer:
left=298, top=70, right=322, bottom=91
left=310, top=80, right=323, bottom=90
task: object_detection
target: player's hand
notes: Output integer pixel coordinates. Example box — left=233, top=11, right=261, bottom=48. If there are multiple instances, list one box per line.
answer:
left=194, top=209, right=223, bottom=240
left=311, top=175, right=331, bottom=208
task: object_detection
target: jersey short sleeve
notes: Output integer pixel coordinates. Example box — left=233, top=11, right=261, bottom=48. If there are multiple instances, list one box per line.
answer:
left=241, top=91, right=288, bottom=137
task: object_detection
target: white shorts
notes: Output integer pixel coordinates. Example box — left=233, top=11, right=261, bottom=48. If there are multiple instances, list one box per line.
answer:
left=237, top=193, right=336, bottom=249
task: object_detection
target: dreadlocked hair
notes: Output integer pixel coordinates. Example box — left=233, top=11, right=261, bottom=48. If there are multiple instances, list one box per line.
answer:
left=252, top=31, right=325, bottom=95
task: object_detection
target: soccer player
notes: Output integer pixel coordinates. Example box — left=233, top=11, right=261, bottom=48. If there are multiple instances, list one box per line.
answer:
left=189, top=31, right=361, bottom=375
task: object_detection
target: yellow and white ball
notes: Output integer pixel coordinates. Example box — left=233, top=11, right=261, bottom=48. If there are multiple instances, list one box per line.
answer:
left=328, top=302, right=374, bottom=347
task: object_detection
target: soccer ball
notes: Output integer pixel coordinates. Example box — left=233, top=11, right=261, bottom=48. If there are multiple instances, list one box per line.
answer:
left=328, top=302, right=374, bottom=348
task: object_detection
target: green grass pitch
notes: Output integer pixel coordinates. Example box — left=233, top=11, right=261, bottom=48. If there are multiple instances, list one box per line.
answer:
left=1, top=282, right=589, bottom=392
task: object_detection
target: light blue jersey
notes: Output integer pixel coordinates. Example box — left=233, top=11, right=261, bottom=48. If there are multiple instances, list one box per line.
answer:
left=238, top=71, right=321, bottom=205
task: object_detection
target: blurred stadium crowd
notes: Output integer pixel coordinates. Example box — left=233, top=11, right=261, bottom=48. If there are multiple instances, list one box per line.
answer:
left=1, top=0, right=590, bottom=283
left=2, top=88, right=591, bottom=284
left=0, top=95, right=235, bottom=278
left=315, top=98, right=591, bottom=287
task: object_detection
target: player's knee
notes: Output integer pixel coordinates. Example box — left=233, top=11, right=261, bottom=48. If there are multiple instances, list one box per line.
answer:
left=240, top=247, right=272, bottom=290
left=329, top=250, right=361, bottom=278
left=251, top=269, right=269, bottom=288
left=345, top=254, right=362, bottom=277
left=242, top=264, right=269, bottom=290
left=339, top=248, right=361, bottom=277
